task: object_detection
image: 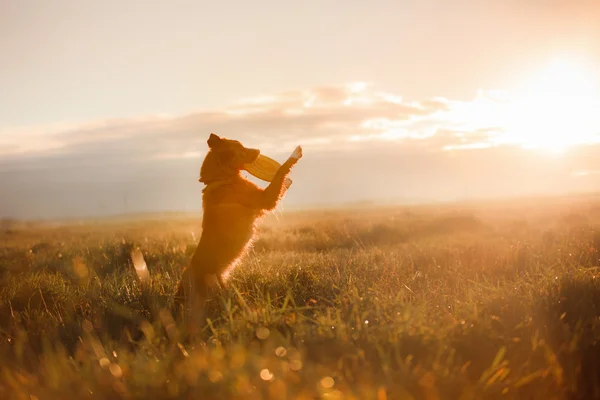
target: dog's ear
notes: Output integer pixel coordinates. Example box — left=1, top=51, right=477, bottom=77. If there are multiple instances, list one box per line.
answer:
left=207, top=133, right=222, bottom=149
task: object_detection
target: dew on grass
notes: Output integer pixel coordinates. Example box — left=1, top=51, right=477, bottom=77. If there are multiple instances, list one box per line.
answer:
left=275, top=347, right=287, bottom=357
left=256, top=327, right=270, bottom=340
left=109, top=363, right=122, bottom=378
left=320, top=376, right=335, bottom=388
left=260, top=369, right=274, bottom=381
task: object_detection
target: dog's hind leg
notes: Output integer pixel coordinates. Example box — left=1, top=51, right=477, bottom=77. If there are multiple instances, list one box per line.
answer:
left=179, top=269, right=211, bottom=336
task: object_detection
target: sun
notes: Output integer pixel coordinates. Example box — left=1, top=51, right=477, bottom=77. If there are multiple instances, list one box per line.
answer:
left=501, top=58, right=600, bottom=153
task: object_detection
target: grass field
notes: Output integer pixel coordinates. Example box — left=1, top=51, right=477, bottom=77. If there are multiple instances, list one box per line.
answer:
left=1, top=194, right=600, bottom=399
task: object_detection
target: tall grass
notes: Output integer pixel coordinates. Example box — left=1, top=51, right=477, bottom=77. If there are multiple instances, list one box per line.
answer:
left=1, top=197, right=600, bottom=399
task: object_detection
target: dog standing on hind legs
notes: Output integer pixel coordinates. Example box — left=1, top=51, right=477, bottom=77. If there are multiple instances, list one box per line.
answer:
left=176, top=133, right=303, bottom=330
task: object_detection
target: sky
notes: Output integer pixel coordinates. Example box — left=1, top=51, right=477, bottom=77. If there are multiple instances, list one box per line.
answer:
left=1, top=0, right=600, bottom=219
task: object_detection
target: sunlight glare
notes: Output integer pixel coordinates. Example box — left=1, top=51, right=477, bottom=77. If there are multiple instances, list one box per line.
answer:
left=503, top=58, right=600, bottom=153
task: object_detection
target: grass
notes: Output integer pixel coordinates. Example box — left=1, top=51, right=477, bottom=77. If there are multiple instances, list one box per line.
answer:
left=1, top=195, right=600, bottom=399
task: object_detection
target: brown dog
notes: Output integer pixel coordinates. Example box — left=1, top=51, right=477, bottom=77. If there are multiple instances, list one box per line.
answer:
left=176, top=133, right=302, bottom=322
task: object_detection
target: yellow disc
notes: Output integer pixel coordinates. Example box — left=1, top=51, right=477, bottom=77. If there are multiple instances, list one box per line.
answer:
left=243, top=154, right=281, bottom=182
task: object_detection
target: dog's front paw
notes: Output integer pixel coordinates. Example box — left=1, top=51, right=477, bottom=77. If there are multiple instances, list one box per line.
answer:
left=289, top=146, right=303, bottom=161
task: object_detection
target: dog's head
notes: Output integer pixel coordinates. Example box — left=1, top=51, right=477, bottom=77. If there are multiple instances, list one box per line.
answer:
left=199, top=133, right=260, bottom=183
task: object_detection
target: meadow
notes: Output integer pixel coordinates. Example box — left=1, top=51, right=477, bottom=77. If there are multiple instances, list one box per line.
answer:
left=1, top=194, right=600, bottom=399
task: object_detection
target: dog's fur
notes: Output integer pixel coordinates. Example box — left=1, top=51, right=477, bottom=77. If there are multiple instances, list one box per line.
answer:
left=176, top=133, right=302, bottom=319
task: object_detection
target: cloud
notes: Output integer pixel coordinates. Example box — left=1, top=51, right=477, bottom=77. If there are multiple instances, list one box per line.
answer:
left=2, top=82, right=600, bottom=219
left=6, top=81, right=598, bottom=171
left=571, top=169, right=600, bottom=178
left=0, top=82, right=456, bottom=167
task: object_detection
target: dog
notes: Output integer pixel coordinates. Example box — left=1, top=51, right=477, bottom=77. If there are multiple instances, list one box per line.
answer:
left=176, top=133, right=302, bottom=323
